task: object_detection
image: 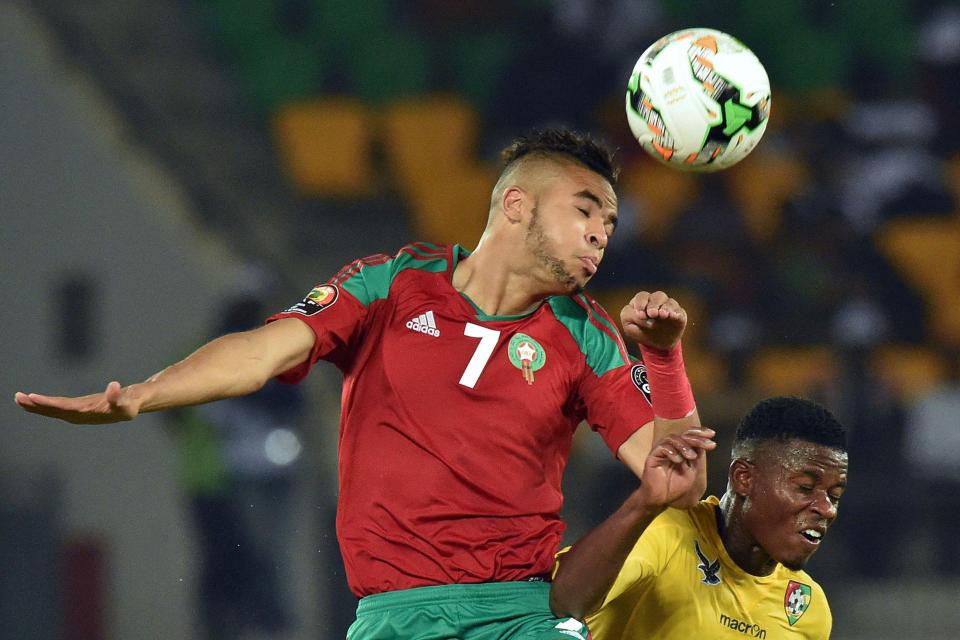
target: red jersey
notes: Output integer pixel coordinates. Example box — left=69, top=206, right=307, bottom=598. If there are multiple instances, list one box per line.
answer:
left=268, top=243, right=654, bottom=597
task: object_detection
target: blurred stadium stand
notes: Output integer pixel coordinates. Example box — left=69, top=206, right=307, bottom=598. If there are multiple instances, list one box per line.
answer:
left=5, top=0, right=960, bottom=638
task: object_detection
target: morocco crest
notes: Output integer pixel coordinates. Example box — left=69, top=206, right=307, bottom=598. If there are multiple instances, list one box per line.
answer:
left=508, top=333, right=546, bottom=385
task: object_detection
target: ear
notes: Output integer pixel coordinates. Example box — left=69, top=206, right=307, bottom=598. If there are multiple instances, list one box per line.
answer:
left=729, top=459, right=753, bottom=497
left=501, top=186, right=525, bottom=224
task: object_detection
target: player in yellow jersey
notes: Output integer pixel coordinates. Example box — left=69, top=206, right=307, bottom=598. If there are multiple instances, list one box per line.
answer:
left=551, top=396, right=847, bottom=639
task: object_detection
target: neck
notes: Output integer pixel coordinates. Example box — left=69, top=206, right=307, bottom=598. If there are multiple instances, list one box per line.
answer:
left=452, top=236, right=554, bottom=316
left=718, top=493, right=777, bottom=576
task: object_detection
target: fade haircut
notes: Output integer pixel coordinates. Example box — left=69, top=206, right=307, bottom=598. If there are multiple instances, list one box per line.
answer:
left=732, top=396, right=847, bottom=460
left=499, top=128, right=619, bottom=187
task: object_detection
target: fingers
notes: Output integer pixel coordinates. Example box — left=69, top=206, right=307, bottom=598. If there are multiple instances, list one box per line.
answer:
left=653, top=430, right=717, bottom=465
left=622, top=291, right=686, bottom=327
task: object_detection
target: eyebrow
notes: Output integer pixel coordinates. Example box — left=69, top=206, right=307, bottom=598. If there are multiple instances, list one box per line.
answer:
left=575, top=190, right=619, bottom=230
left=795, top=469, right=847, bottom=489
left=574, top=190, right=603, bottom=208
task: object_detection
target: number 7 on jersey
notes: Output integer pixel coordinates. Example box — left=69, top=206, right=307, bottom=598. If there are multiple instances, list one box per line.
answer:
left=459, top=323, right=501, bottom=388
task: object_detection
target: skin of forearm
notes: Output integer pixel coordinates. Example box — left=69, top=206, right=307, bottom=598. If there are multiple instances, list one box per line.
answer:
left=550, top=492, right=664, bottom=619
left=130, top=331, right=277, bottom=413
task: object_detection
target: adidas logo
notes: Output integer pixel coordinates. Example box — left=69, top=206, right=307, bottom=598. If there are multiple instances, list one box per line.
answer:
left=406, top=310, right=440, bottom=337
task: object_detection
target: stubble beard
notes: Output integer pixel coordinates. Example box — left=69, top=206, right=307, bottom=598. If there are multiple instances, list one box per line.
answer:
left=526, top=207, right=581, bottom=294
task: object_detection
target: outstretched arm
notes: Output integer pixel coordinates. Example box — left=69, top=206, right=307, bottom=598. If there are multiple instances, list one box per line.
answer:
left=550, top=427, right=716, bottom=619
left=14, top=318, right=315, bottom=424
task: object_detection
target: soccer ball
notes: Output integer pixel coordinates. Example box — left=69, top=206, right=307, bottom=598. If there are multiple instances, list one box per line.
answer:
left=625, top=28, right=771, bottom=172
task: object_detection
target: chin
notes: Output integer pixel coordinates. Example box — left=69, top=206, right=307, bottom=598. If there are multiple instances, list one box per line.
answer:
left=780, top=550, right=817, bottom=571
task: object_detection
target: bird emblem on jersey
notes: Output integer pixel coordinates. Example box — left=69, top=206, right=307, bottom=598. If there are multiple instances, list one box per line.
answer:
left=784, top=580, right=812, bottom=625
left=694, top=540, right=721, bottom=585
left=507, top=333, right=546, bottom=385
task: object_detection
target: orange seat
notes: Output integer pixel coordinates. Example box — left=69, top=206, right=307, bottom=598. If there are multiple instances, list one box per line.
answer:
left=271, top=97, right=374, bottom=196
left=877, top=218, right=960, bottom=345
left=725, top=150, right=809, bottom=242
left=381, top=94, right=480, bottom=197
left=870, top=345, right=948, bottom=402
left=683, top=347, right=729, bottom=396
left=404, top=165, right=497, bottom=248
left=747, top=346, right=838, bottom=397
left=618, top=157, right=699, bottom=242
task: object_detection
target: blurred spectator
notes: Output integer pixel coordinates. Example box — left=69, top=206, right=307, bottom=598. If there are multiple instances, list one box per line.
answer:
left=167, top=286, right=305, bottom=640
left=917, top=3, right=960, bottom=154
left=903, top=354, right=960, bottom=577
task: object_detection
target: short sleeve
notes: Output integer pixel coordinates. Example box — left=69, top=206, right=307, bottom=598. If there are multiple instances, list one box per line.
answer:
left=265, top=251, right=402, bottom=381
left=266, top=281, right=369, bottom=382
left=579, top=358, right=655, bottom=456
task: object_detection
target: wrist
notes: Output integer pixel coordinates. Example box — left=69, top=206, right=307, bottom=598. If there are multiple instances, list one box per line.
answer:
left=625, top=488, right=668, bottom=521
left=639, top=341, right=696, bottom=419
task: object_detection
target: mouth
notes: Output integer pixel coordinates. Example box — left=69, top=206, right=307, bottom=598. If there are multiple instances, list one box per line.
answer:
left=798, top=528, right=824, bottom=547
left=579, top=256, right=599, bottom=275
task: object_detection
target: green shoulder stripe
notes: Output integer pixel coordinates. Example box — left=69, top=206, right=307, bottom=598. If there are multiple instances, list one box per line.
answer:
left=548, top=296, right=628, bottom=377
left=337, top=244, right=448, bottom=306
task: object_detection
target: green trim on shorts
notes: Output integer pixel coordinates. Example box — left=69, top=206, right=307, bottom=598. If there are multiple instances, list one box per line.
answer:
left=348, top=582, right=588, bottom=640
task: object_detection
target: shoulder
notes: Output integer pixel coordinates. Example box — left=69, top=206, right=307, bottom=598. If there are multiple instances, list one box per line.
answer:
left=332, top=242, right=452, bottom=305
left=547, top=293, right=630, bottom=377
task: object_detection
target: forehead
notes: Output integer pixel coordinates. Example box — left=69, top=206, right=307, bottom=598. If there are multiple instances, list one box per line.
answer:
left=545, top=159, right=618, bottom=210
left=758, top=441, right=848, bottom=477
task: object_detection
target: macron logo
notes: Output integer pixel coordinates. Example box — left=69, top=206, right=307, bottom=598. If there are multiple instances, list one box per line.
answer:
left=406, top=310, right=440, bottom=337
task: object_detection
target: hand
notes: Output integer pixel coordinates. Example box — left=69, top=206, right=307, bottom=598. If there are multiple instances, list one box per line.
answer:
left=636, top=428, right=716, bottom=510
left=620, top=291, right=687, bottom=351
left=14, top=381, right=142, bottom=424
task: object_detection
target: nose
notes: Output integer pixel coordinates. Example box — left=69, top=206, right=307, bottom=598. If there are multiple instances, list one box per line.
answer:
left=810, top=492, right=837, bottom=521
left=586, top=221, right=608, bottom=250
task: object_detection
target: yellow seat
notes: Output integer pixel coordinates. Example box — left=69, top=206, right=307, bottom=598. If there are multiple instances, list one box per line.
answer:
left=381, top=94, right=480, bottom=197
left=271, top=97, right=374, bottom=196
left=683, top=347, right=729, bottom=396
left=725, top=151, right=809, bottom=242
left=877, top=218, right=960, bottom=345
left=618, top=157, right=699, bottom=242
left=404, top=165, right=497, bottom=248
left=747, top=346, right=838, bottom=397
left=870, top=345, right=948, bottom=402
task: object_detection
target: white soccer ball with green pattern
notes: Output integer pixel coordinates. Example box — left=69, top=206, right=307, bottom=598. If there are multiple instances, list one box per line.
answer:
left=625, top=28, right=771, bottom=172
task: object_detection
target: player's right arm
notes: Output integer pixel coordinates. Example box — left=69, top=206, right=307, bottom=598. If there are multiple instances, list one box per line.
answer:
left=13, top=317, right=315, bottom=424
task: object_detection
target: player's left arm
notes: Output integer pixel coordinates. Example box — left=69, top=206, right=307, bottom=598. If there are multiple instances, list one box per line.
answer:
left=619, top=291, right=705, bottom=507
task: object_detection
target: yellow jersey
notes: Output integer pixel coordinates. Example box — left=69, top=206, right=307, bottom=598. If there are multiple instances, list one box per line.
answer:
left=576, top=496, right=832, bottom=639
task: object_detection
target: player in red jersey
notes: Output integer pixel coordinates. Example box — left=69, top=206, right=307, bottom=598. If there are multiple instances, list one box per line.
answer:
left=15, top=129, right=703, bottom=638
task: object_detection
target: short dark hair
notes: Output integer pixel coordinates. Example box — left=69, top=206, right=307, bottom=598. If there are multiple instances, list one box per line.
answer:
left=499, top=128, right=619, bottom=186
left=734, top=396, right=847, bottom=454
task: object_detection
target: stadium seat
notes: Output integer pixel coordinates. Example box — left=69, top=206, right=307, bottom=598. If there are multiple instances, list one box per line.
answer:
left=618, top=157, right=699, bottom=242
left=877, top=218, right=960, bottom=345
left=747, top=346, right=838, bottom=396
left=725, top=151, right=809, bottom=242
left=869, top=345, right=948, bottom=402
left=682, top=347, right=730, bottom=396
left=272, top=97, right=373, bottom=196
left=381, top=94, right=480, bottom=197
left=945, top=154, right=960, bottom=207
left=404, top=165, right=498, bottom=248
